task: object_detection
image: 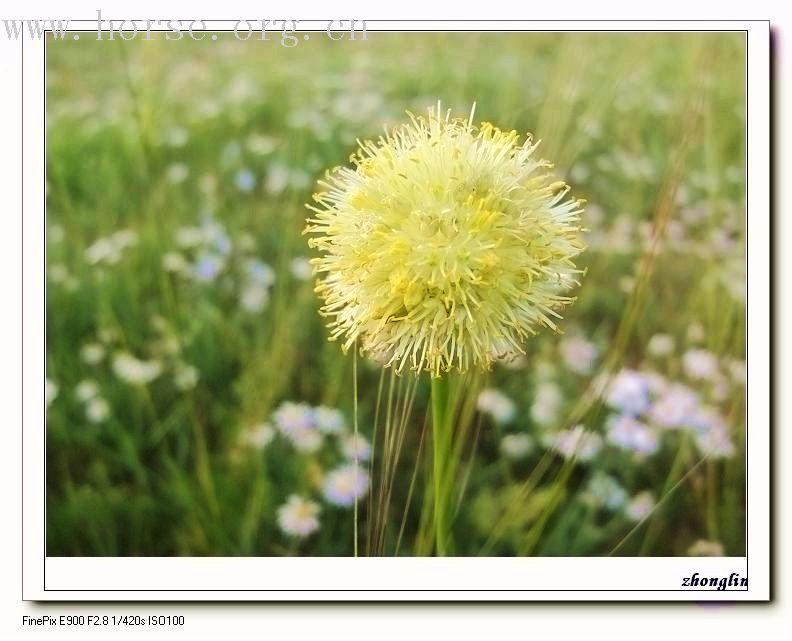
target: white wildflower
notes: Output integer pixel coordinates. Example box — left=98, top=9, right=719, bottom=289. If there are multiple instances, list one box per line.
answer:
left=605, top=369, right=650, bottom=417
left=548, top=425, right=602, bottom=461
left=500, top=433, right=533, bottom=459
left=112, top=352, right=162, bottom=385
left=340, top=432, right=372, bottom=462
left=559, top=336, right=598, bottom=375
left=80, top=342, right=106, bottom=365
left=277, top=495, right=320, bottom=538
left=85, top=397, right=110, bottom=423
left=290, top=256, right=313, bottom=281
left=606, top=415, right=659, bottom=455
left=625, top=491, right=655, bottom=522
left=647, top=333, right=675, bottom=357
left=75, top=379, right=100, bottom=403
left=531, top=381, right=563, bottom=426
left=477, top=388, right=517, bottom=424
left=174, top=363, right=199, bottom=391
left=322, top=464, right=369, bottom=507
left=242, top=423, right=275, bottom=449
left=683, top=349, right=719, bottom=381
left=312, top=406, right=345, bottom=434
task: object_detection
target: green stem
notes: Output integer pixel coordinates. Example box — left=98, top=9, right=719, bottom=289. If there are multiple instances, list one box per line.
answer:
left=431, top=376, right=452, bottom=556
left=353, top=347, right=359, bottom=558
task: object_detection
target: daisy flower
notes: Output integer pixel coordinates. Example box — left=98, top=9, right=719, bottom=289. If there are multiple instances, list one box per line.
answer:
left=312, top=405, right=346, bottom=434
left=322, top=463, right=369, bottom=507
left=476, top=388, right=516, bottom=424
left=531, top=380, right=563, bottom=426
left=647, top=333, right=675, bottom=357
left=85, top=397, right=110, bottom=423
left=582, top=473, right=628, bottom=511
left=548, top=424, right=603, bottom=461
left=80, top=342, right=106, bottom=365
left=682, top=349, right=719, bottom=381
left=559, top=335, right=598, bottom=375
left=277, top=495, right=321, bottom=538
left=606, top=415, right=659, bottom=455
left=75, top=379, right=100, bottom=403
left=273, top=402, right=323, bottom=452
left=273, top=401, right=315, bottom=434
left=241, top=423, right=275, bottom=450
left=605, top=368, right=651, bottom=417
left=500, top=433, right=533, bottom=459
left=290, top=256, right=313, bottom=282
left=648, top=383, right=699, bottom=430
left=340, top=432, right=372, bottom=462
left=174, top=363, right=199, bottom=391
left=112, top=352, right=162, bottom=385
left=625, top=491, right=655, bottom=522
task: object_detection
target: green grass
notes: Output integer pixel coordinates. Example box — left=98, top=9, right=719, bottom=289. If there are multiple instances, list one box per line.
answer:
left=45, top=32, right=746, bottom=556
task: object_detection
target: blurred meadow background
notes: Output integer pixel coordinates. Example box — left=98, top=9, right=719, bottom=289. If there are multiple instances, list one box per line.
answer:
left=45, top=32, right=746, bottom=557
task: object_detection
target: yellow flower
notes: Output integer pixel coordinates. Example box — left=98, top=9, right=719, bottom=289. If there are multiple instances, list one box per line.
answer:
left=305, top=104, right=585, bottom=377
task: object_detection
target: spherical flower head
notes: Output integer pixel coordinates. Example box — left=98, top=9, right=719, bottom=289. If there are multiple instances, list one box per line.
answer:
left=305, top=104, right=586, bottom=376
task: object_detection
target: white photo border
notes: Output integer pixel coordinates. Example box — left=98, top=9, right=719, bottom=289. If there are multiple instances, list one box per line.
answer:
left=23, top=19, right=771, bottom=602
